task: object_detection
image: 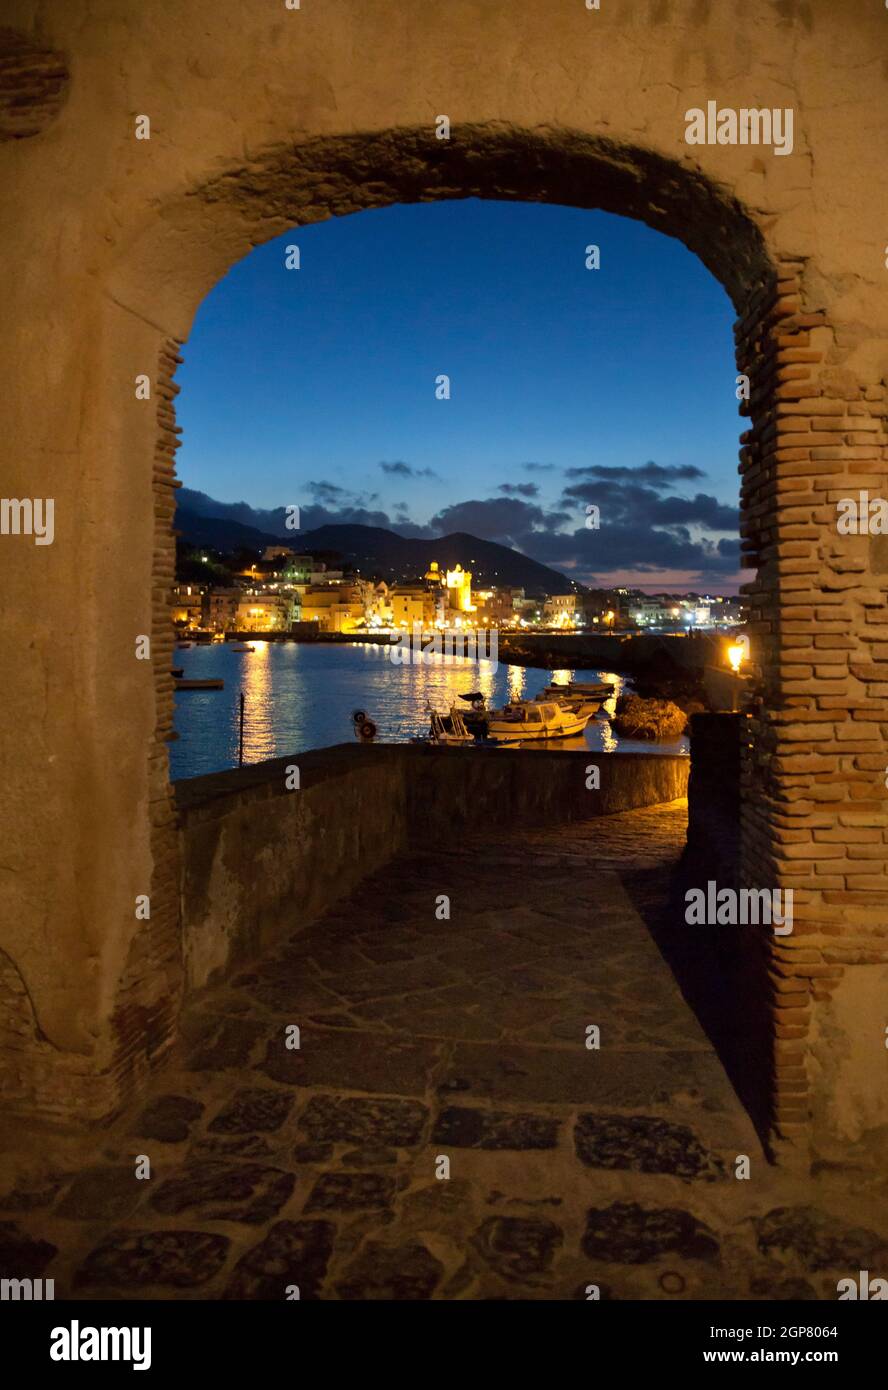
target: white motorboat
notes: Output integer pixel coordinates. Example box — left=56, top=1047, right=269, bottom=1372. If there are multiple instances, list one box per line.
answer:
left=486, top=699, right=593, bottom=743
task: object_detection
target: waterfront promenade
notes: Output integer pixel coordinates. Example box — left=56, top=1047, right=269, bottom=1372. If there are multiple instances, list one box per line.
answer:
left=3, top=800, right=887, bottom=1299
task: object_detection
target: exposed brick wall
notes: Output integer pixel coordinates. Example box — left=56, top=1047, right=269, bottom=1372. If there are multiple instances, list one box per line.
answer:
left=100, top=343, right=186, bottom=1119
left=736, top=262, right=888, bottom=1158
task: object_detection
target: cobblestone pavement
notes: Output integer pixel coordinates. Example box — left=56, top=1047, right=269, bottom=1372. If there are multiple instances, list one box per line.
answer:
left=3, top=798, right=888, bottom=1300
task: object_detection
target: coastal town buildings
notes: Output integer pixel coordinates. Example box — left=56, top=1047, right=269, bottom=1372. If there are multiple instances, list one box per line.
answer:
left=234, top=590, right=295, bottom=631
left=171, top=583, right=203, bottom=628
left=172, top=546, right=744, bottom=637
left=389, top=583, right=441, bottom=629
left=300, top=582, right=366, bottom=633
left=542, top=593, right=580, bottom=627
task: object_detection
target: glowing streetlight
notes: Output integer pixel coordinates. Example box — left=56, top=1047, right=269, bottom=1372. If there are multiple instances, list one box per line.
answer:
left=727, top=639, right=748, bottom=674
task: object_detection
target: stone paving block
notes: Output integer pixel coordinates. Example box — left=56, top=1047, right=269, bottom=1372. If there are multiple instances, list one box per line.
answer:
left=574, top=1113, right=725, bottom=1179
left=754, top=1206, right=888, bottom=1272
left=149, top=1162, right=295, bottom=1224
left=75, top=1230, right=230, bottom=1289
left=472, top=1215, right=564, bottom=1279
left=433, top=1106, right=560, bottom=1150
left=224, top=1220, right=335, bottom=1300
left=208, top=1088, right=294, bottom=1134
left=581, top=1202, right=720, bottom=1264
left=334, top=1241, right=444, bottom=1299
left=299, top=1094, right=428, bottom=1146
left=305, top=1171, right=398, bottom=1213
left=259, top=1029, right=440, bottom=1096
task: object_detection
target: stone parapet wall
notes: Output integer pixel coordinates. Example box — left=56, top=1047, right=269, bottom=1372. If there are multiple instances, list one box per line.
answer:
left=176, top=746, right=689, bottom=996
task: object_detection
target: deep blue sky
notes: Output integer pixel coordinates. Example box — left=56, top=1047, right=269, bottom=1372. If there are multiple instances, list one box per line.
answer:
left=176, top=199, right=747, bottom=592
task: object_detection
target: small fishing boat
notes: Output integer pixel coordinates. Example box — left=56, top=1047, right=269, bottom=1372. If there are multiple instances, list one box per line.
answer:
left=175, top=678, right=224, bottom=690
left=229, top=642, right=255, bottom=652
left=413, top=703, right=476, bottom=746
left=540, top=679, right=614, bottom=716
left=456, top=690, right=489, bottom=735
left=486, top=699, right=592, bottom=743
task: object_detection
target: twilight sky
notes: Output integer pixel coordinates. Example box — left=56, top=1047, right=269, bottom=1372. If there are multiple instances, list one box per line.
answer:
left=176, top=198, right=748, bottom=594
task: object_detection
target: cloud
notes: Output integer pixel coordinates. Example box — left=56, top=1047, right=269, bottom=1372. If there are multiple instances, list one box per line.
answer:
left=560, top=479, right=738, bottom=532
left=298, top=503, right=397, bottom=530
left=499, top=482, right=540, bottom=498
left=564, top=461, right=706, bottom=485
left=379, top=461, right=441, bottom=480
left=428, top=496, right=554, bottom=547
left=305, top=480, right=350, bottom=505
left=525, top=522, right=744, bottom=581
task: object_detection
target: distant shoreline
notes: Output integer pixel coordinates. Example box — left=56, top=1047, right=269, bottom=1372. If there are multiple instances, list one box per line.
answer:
left=181, top=628, right=720, bottom=678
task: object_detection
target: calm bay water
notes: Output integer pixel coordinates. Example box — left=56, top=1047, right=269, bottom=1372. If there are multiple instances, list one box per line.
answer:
left=169, top=640, right=689, bottom=781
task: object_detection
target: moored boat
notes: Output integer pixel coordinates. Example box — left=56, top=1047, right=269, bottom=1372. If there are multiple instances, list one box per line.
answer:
left=486, top=699, right=593, bottom=743
left=456, top=690, right=489, bottom=735
left=175, top=678, right=224, bottom=690
left=413, top=703, right=476, bottom=746
left=540, top=679, right=614, bottom=716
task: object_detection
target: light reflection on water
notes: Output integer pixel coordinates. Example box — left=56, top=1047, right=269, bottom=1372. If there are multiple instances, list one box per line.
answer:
left=169, top=641, right=689, bottom=781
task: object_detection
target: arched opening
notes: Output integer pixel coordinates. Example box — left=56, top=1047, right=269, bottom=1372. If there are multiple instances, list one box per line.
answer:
left=131, top=126, right=792, bottom=1174
left=166, top=185, right=760, bottom=1154
left=169, top=194, right=745, bottom=776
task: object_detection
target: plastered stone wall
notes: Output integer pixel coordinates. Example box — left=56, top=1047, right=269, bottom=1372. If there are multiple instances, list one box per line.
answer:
left=1, top=0, right=886, bottom=1156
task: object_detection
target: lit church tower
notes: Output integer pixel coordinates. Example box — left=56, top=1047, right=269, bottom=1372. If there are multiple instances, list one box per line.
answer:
left=445, top=563, right=473, bottom=613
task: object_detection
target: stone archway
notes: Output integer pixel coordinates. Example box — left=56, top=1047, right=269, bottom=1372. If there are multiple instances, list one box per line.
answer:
left=2, top=3, right=886, bottom=1168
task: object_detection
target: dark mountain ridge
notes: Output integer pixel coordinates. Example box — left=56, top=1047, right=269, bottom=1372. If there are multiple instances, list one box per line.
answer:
left=175, top=495, right=579, bottom=595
